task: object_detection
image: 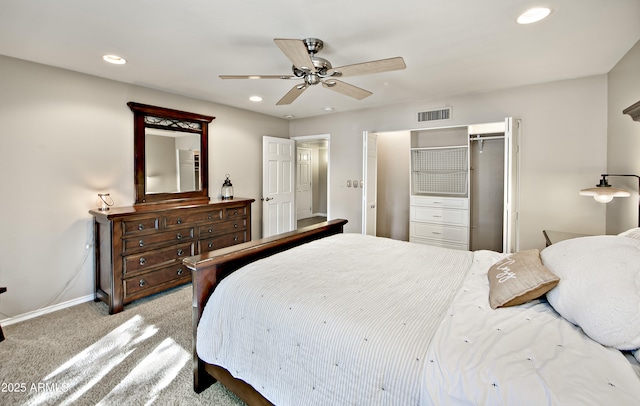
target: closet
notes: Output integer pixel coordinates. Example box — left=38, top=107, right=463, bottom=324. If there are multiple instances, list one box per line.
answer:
left=409, top=118, right=519, bottom=253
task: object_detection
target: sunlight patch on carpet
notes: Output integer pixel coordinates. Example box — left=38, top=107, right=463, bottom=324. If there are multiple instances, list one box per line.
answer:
left=96, top=337, right=190, bottom=405
left=26, top=315, right=158, bottom=405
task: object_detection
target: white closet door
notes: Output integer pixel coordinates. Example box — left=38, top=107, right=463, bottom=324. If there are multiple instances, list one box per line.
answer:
left=363, top=131, right=378, bottom=236
left=503, top=117, right=521, bottom=253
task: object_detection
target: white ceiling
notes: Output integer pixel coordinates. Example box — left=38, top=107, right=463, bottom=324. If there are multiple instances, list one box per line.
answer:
left=1, top=0, right=639, bottom=119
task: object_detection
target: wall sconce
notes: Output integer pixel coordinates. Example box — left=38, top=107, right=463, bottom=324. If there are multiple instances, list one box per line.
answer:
left=579, top=175, right=632, bottom=203
left=580, top=174, right=640, bottom=226
left=98, top=193, right=114, bottom=211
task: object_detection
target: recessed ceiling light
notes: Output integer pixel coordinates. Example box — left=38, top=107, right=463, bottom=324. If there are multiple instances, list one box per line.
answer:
left=323, top=106, right=334, bottom=112
left=102, top=54, right=126, bottom=64
left=284, top=114, right=295, bottom=119
left=249, top=96, right=263, bottom=102
left=517, top=7, right=551, bottom=24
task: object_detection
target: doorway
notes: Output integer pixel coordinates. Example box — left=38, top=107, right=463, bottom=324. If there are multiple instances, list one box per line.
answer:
left=291, top=134, right=330, bottom=229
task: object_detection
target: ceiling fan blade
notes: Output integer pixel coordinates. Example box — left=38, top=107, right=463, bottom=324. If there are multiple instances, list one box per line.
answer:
left=274, top=38, right=316, bottom=72
left=322, top=79, right=372, bottom=100
left=219, top=74, right=295, bottom=80
left=329, top=57, right=406, bottom=77
left=276, top=83, right=308, bottom=105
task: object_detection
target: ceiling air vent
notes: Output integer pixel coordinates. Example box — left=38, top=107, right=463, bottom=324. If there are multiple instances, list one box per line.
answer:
left=418, top=107, right=452, bottom=122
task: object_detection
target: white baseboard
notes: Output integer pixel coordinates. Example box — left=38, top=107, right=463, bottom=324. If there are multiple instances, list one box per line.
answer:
left=312, top=212, right=327, bottom=217
left=0, top=294, right=95, bottom=327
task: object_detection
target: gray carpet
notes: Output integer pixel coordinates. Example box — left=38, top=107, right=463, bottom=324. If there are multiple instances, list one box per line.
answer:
left=0, top=286, right=245, bottom=405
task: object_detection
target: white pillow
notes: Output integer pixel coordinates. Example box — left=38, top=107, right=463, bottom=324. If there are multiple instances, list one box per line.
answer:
left=618, top=227, right=640, bottom=240
left=541, top=235, right=640, bottom=351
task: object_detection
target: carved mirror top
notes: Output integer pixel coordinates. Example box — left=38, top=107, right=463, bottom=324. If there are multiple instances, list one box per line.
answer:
left=128, top=102, right=215, bottom=207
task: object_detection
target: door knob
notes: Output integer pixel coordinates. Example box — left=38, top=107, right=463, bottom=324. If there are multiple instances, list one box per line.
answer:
left=262, top=197, right=273, bottom=201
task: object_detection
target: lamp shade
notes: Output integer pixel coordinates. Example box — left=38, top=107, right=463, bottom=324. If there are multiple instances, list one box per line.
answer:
left=579, top=186, right=630, bottom=203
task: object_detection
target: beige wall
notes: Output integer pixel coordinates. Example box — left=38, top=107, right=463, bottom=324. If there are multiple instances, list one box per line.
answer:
left=376, top=131, right=411, bottom=241
left=0, top=55, right=289, bottom=320
left=291, top=75, right=609, bottom=249
left=606, top=40, right=640, bottom=233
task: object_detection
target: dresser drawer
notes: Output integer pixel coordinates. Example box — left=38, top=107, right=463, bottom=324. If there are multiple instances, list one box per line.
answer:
left=199, top=231, right=247, bottom=253
left=410, top=195, right=469, bottom=209
left=410, top=221, right=468, bottom=244
left=123, top=227, right=194, bottom=253
left=197, top=219, right=245, bottom=238
left=163, top=209, right=222, bottom=228
left=410, top=206, right=469, bottom=226
left=225, top=205, right=247, bottom=219
left=122, top=217, right=160, bottom=235
left=124, top=242, right=194, bottom=275
left=123, top=263, right=190, bottom=296
left=217, top=218, right=246, bottom=234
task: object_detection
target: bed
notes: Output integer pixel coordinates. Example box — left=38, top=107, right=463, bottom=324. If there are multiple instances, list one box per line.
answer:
left=184, top=219, right=640, bottom=405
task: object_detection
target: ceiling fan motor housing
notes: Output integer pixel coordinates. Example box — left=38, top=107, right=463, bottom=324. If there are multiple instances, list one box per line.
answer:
left=302, top=38, right=323, bottom=54
left=293, top=56, right=334, bottom=85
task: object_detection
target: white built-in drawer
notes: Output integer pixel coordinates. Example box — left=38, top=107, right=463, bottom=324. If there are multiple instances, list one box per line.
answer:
left=410, top=205, right=469, bottom=226
left=410, top=221, right=469, bottom=244
left=410, top=195, right=469, bottom=209
left=410, top=235, right=468, bottom=251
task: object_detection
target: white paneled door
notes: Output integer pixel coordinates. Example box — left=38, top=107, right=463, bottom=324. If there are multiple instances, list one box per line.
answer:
left=296, top=147, right=312, bottom=220
left=262, top=136, right=295, bottom=238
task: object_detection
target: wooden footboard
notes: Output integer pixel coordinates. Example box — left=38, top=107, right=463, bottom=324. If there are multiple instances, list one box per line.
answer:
left=183, top=219, right=348, bottom=401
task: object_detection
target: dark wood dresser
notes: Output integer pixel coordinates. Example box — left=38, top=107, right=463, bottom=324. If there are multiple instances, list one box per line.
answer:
left=90, top=198, right=254, bottom=314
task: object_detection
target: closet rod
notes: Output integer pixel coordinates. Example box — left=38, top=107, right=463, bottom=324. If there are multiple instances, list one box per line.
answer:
left=469, top=135, right=504, bottom=141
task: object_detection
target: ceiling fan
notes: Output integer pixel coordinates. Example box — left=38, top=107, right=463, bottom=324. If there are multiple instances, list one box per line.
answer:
left=219, top=38, right=406, bottom=105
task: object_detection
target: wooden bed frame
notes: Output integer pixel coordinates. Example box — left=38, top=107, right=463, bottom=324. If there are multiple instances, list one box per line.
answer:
left=183, top=219, right=348, bottom=405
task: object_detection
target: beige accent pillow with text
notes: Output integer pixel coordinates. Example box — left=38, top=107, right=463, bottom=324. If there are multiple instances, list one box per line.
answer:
left=488, top=249, right=559, bottom=309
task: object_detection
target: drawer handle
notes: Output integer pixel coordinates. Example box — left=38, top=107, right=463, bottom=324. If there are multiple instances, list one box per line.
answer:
left=208, top=213, right=213, bottom=220
left=176, top=218, right=182, bottom=224
left=234, top=236, right=239, bottom=241
left=208, top=242, right=214, bottom=248
left=208, top=228, right=213, bottom=233
left=234, top=223, right=238, bottom=228
left=177, top=249, right=184, bottom=256
left=432, top=232, right=442, bottom=235
left=176, top=232, right=182, bottom=240
left=139, top=279, right=146, bottom=287
left=233, top=210, right=238, bottom=215
left=432, top=215, right=442, bottom=218
left=138, top=239, right=144, bottom=247
left=139, top=257, right=147, bottom=266
left=177, top=268, right=184, bottom=276
left=433, top=202, right=442, bottom=204
left=138, top=223, right=144, bottom=230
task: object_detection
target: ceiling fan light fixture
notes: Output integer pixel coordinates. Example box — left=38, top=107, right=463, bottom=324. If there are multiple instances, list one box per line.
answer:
left=222, top=37, right=406, bottom=105
left=517, top=7, right=551, bottom=24
left=102, top=54, right=126, bottom=65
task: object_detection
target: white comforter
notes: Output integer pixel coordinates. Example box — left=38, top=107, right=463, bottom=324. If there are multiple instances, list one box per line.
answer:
left=197, top=233, right=473, bottom=405
left=422, top=250, right=640, bottom=405
left=197, top=234, right=640, bottom=405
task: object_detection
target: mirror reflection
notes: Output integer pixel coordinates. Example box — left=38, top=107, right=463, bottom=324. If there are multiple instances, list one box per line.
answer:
left=145, top=128, right=201, bottom=194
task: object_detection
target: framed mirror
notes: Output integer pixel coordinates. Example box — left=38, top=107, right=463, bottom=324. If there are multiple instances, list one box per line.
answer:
left=128, top=102, right=215, bottom=206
